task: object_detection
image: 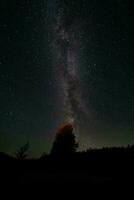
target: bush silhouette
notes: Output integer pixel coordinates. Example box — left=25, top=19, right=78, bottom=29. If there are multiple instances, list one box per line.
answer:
left=51, top=122, right=78, bottom=157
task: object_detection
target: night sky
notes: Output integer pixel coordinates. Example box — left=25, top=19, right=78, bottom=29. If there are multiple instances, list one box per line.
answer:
left=0, top=0, right=134, bottom=157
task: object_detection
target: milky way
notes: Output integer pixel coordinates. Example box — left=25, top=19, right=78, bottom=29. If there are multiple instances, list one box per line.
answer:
left=47, top=0, right=88, bottom=124
left=0, top=0, right=133, bottom=156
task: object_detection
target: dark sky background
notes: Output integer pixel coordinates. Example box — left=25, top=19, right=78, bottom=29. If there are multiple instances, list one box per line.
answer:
left=0, top=0, right=134, bottom=157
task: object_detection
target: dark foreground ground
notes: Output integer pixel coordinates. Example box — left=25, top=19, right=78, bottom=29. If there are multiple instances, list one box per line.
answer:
left=0, top=149, right=134, bottom=197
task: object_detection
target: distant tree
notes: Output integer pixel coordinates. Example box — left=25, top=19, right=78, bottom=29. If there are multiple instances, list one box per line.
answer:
left=51, top=123, right=78, bottom=157
left=15, top=141, right=30, bottom=160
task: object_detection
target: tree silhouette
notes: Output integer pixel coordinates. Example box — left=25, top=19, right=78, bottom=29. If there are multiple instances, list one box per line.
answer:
left=15, top=141, right=30, bottom=160
left=51, top=122, right=78, bottom=157
left=40, top=152, right=47, bottom=159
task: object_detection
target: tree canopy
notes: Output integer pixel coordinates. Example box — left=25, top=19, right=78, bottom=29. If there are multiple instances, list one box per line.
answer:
left=51, top=122, right=78, bottom=157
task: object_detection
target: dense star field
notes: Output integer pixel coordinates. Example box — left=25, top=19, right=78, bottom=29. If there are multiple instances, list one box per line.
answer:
left=0, top=0, right=134, bottom=157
